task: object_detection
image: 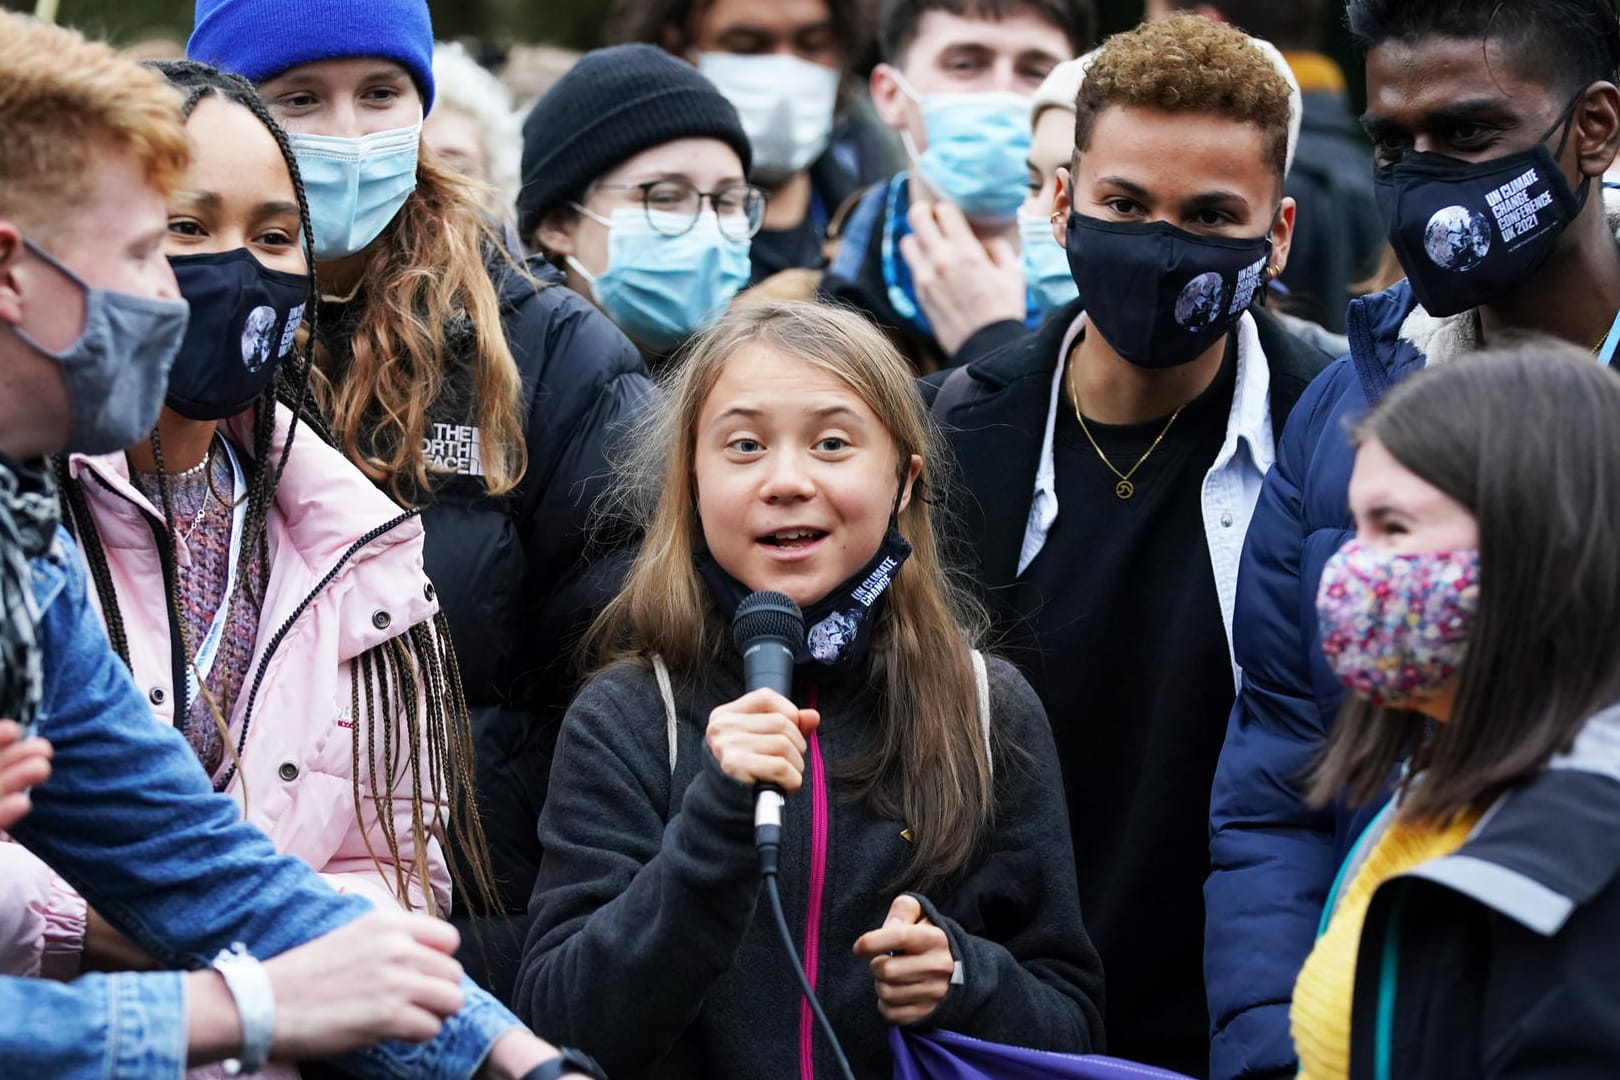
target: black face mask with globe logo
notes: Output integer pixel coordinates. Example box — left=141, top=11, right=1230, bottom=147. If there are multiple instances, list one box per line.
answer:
left=1065, top=212, right=1273, bottom=370
left=1374, top=94, right=1590, bottom=318
left=165, top=249, right=309, bottom=421
left=695, top=527, right=914, bottom=675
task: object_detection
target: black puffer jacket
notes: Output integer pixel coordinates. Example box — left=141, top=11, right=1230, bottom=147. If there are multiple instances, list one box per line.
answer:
left=314, top=258, right=654, bottom=989
left=516, top=653, right=1104, bottom=1079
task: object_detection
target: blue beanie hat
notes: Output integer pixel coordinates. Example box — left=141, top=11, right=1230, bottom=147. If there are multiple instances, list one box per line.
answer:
left=517, top=44, right=752, bottom=241
left=188, top=0, right=436, bottom=113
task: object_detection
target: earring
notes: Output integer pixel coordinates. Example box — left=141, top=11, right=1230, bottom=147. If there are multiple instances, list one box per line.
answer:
left=1264, top=262, right=1283, bottom=283
left=1049, top=210, right=1065, bottom=224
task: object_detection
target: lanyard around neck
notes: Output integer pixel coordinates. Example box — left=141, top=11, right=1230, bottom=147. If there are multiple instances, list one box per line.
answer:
left=183, top=437, right=249, bottom=716
left=881, top=173, right=925, bottom=328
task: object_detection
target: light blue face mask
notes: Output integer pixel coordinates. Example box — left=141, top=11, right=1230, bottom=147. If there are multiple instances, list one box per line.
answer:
left=1019, top=210, right=1078, bottom=314
left=287, top=124, right=421, bottom=261
left=896, top=76, right=1032, bottom=222
left=568, top=208, right=752, bottom=352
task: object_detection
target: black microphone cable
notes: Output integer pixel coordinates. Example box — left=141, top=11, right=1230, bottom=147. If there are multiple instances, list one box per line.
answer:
left=757, top=818, right=857, bottom=1080
left=733, top=591, right=857, bottom=1080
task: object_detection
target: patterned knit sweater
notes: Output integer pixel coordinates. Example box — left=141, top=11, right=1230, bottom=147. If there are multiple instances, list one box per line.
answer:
left=130, top=438, right=265, bottom=778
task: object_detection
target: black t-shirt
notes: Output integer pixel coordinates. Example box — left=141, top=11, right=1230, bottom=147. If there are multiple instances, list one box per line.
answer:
left=1007, top=337, right=1238, bottom=1077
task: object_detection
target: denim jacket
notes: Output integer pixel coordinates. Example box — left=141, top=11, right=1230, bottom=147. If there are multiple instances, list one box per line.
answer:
left=2, top=522, right=521, bottom=1078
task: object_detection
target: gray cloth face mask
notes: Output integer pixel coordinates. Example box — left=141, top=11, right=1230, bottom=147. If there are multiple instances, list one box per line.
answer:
left=11, top=237, right=190, bottom=455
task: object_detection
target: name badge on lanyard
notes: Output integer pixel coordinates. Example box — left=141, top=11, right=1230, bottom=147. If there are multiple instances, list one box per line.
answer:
left=185, top=438, right=249, bottom=716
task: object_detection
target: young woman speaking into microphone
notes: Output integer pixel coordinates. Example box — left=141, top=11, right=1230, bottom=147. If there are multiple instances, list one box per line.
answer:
left=514, top=301, right=1103, bottom=1078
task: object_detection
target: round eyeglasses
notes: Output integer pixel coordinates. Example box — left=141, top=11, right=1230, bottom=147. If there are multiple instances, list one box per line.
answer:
left=591, top=178, right=767, bottom=242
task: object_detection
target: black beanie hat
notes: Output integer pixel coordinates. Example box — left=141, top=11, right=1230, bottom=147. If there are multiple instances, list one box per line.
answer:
left=517, top=44, right=753, bottom=241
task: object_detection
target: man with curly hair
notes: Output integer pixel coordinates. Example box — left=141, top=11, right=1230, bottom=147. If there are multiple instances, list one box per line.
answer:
left=925, top=14, right=1333, bottom=1075
left=1146, top=0, right=1383, bottom=335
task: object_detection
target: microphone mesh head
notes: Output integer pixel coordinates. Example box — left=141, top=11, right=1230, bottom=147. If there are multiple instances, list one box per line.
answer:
left=732, top=591, right=806, bottom=654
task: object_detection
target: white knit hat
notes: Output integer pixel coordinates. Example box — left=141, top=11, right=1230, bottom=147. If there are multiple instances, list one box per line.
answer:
left=1248, top=35, right=1304, bottom=176
left=1030, top=51, right=1096, bottom=127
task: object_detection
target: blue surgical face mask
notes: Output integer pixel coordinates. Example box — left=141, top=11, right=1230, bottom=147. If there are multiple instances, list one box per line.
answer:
left=287, top=124, right=421, bottom=261
left=11, top=237, right=190, bottom=454
left=1019, top=210, right=1078, bottom=314
left=568, top=207, right=751, bottom=352
left=895, top=74, right=1031, bottom=222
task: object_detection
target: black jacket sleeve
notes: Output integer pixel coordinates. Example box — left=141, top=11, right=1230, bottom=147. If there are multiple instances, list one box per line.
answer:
left=917, top=658, right=1107, bottom=1053
left=453, top=271, right=654, bottom=933
left=512, top=668, right=762, bottom=1074
left=503, top=275, right=656, bottom=701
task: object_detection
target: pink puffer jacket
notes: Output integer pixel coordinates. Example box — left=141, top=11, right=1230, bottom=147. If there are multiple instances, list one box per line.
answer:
left=0, top=406, right=456, bottom=1075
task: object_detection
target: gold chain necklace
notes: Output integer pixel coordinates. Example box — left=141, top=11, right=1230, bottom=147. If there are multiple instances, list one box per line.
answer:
left=1068, top=363, right=1184, bottom=500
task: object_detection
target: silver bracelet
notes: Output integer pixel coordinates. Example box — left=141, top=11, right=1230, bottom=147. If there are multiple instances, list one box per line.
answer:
left=211, top=942, right=275, bottom=1075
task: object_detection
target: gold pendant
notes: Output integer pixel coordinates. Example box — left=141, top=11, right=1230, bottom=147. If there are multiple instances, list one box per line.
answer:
left=1115, top=480, right=1135, bottom=500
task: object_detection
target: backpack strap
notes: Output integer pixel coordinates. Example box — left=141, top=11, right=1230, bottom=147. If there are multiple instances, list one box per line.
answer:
left=971, top=649, right=993, bottom=782
left=925, top=364, right=983, bottom=425
left=652, top=653, right=678, bottom=774
left=826, top=182, right=886, bottom=284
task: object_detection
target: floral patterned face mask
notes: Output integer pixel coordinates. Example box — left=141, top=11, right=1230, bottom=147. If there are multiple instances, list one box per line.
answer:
left=1316, top=539, right=1481, bottom=708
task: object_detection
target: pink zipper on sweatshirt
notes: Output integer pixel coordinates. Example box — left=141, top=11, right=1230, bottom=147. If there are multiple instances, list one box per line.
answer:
left=798, top=683, right=827, bottom=1080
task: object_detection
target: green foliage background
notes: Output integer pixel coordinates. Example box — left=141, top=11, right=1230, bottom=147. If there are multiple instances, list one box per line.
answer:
left=2, top=0, right=1363, bottom=109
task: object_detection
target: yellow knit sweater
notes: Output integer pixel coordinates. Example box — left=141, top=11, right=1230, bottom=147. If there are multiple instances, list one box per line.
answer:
left=1291, top=811, right=1480, bottom=1079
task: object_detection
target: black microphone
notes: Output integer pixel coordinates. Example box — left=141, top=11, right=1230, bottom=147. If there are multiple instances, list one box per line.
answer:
left=731, top=591, right=804, bottom=872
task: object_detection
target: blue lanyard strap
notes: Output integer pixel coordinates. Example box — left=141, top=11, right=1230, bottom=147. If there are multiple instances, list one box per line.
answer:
left=882, top=173, right=1044, bottom=335
left=880, top=173, right=926, bottom=329
left=1373, top=888, right=1409, bottom=1080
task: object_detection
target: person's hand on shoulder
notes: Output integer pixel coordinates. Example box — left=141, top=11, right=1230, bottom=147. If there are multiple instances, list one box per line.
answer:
left=186, top=911, right=602, bottom=1073
left=263, top=910, right=467, bottom=1056
left=900, top=200, right=1027, bottom=358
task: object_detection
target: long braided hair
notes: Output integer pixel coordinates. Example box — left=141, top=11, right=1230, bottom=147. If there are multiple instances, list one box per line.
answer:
left=52, top=62, right=498, bottom=919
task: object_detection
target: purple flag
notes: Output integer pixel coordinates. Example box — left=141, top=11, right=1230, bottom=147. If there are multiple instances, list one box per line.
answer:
left=891, top=1027, right=1197, bottom=1080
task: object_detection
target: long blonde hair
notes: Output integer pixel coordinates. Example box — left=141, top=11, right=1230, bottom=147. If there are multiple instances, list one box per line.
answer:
left=588, top=301, right=994, bottom=890
left=311, top=146, right=527, bottom=500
